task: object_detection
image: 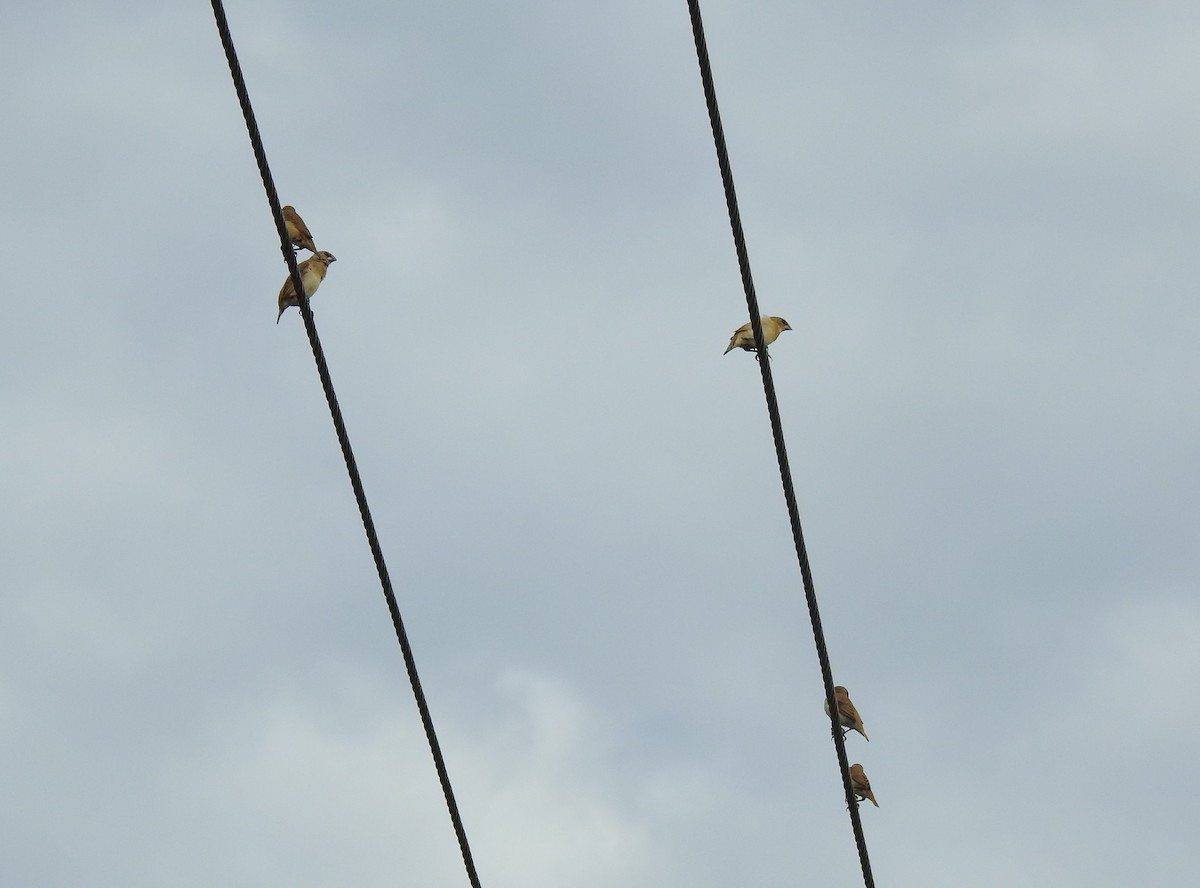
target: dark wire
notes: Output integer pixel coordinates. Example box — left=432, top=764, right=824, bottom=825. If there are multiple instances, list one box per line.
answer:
left=208, top=4, right=483, bottom=886
left=684, top=3, right=876, bottom=885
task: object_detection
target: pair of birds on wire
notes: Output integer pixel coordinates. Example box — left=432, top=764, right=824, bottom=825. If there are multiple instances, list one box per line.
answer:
left=826, top=685, right=878, bottom=808
left=276, top=205, right=336, bottom=323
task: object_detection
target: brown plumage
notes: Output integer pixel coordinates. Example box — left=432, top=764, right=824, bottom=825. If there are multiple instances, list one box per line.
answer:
left=276, top=251, right=336, bottom=323
left=282, top=205, right=318, bottom=253
left=849, top=763, right=878, bottom=807
left=824, top=685, right=869, bottom=741
left=723, top=316, right=792, bottom=355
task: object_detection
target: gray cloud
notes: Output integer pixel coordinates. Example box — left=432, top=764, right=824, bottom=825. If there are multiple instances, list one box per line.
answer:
left=2, top=2, right=1198, bottom=886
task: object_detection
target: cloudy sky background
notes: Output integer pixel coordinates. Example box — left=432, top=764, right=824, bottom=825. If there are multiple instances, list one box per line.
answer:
left=3, top=1, right=1198, bottom=885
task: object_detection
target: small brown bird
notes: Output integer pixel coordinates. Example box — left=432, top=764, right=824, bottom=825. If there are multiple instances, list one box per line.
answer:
left=282, top=205, right=318, bottom=253
left=723, top=316, right=792, bottom=355
left=824, top=685, right=869, bottom=741
left=849, top=763, right=878, bottom=807
left=276, top=251, right=336, bottom=323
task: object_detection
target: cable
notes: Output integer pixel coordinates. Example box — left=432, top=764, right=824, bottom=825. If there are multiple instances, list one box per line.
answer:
left=684, top=3, right=876, bottom=885
left=208, top=4, right=483, bottom=886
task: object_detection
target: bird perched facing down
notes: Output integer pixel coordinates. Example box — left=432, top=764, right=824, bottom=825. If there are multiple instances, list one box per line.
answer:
left=849, top=763, right=878, bottom=807
left=723, top=316, right=792, bottom=355
left=824, top=685, right=869, bottom=741
left=276, top=251, right=336, bottom=323
left=281, top=205, right=318, bottom=253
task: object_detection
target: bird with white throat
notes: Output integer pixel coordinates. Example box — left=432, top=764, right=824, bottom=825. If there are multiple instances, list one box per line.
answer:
left=276, top=250, right=336, bottom=323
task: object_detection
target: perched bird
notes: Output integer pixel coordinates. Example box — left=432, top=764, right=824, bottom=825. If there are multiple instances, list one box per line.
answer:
left=282, top=205, right=318, bottom=253
left=824, top=685, right=869, bottom=741
left=849, top=763, right=878, bottom=807
left=276, top=251, right=336, bottom=323
left=723, top=316, right=792, bottom=355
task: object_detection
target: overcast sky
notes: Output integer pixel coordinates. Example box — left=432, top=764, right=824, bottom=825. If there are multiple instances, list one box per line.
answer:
left=3, top=1, right=1199, bottom=886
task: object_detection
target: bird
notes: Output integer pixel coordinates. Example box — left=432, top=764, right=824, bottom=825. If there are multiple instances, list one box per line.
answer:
left=849, top=763, right=878, bottom=807
left=824, top=685, right=869, bottom=741
left=276, top=251, right=336, bottom=323
left=723, top=316, right=792, bottom=355
left=282, top=205, right=318, bottom=253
